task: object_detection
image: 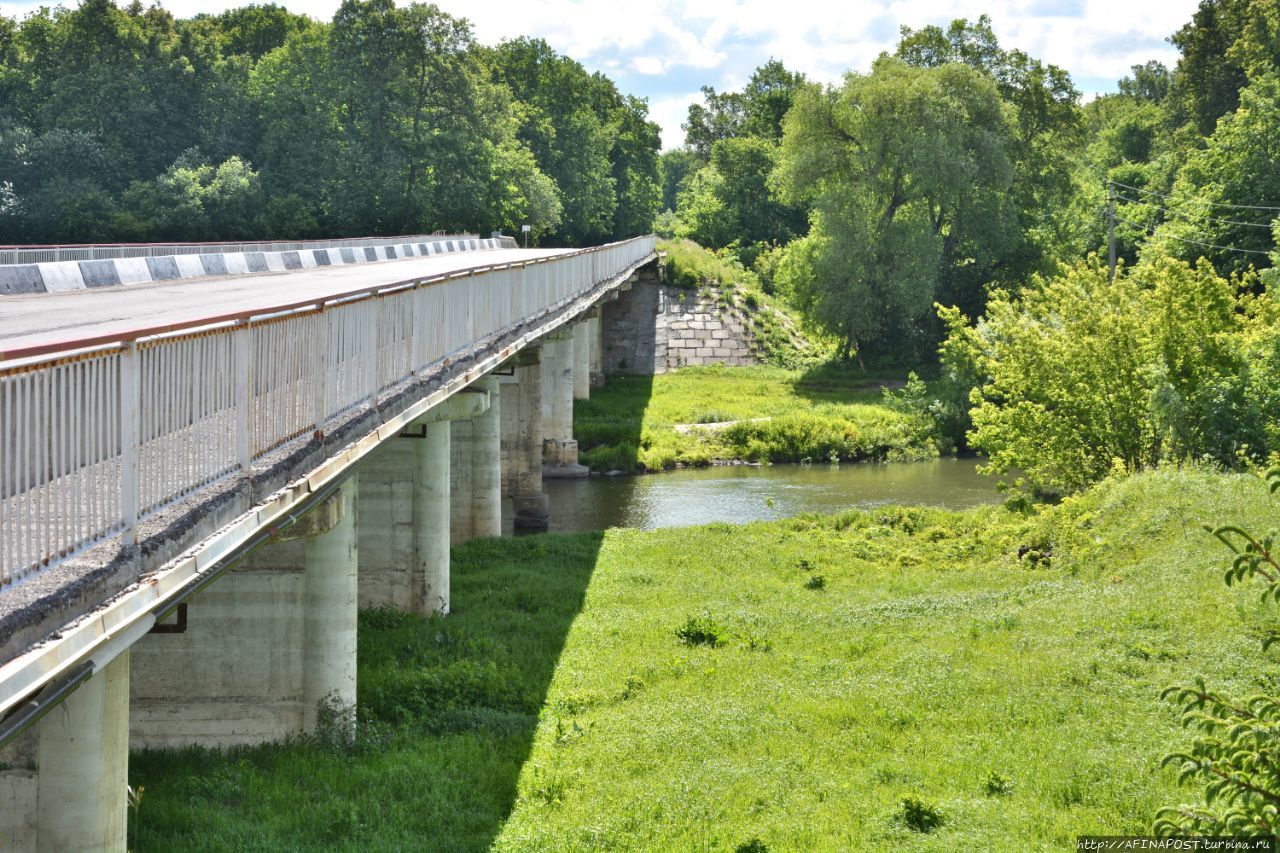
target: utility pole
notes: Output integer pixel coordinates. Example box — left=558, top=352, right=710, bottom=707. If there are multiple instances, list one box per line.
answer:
left=1108, top=180, right=1116, bottom=283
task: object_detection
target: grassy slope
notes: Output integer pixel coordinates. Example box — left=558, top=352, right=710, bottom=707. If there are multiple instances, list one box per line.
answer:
left=575, top=364, right=935, bottom=472
left=130, top=467, right=1280, bottom=851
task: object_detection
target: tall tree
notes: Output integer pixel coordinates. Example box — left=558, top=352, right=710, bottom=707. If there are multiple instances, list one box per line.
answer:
left=776, top=57, right=1016, bottom=360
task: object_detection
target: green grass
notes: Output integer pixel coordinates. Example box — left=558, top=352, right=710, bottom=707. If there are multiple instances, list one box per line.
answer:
left=576, top=363, right=937, bottom=473
left=130, top=466, right=1280, bottom=850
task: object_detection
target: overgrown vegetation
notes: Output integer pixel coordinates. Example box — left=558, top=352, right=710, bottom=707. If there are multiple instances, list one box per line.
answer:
left=575, top=365, right=937, bottom=473
left=0, top=0, right=660, bottom=244
left=129, top=466, right=1280, bottom=849
left=657, top=238, right=830, bottom=369
left=916, top=252, right=1280, bottom=497
left=1156, top=467, right=1280, bottom=837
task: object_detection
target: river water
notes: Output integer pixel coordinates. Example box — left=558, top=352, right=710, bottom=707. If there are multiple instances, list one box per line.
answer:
left=504, top=457, right=1002, bottom=534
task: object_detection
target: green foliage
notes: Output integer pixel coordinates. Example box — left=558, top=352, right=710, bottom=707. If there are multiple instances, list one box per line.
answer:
left=1156, top=468, right=1280, bottom=837
left=659, top=238, right=747, bottom=289
left=0, top=1, right=657, bottom=245
left=676, top=136, right=805, bottom=255
left=982, top=771, right=1015, bottom=797
left=946, top=253, right=1272, bottom=495
left=675, top=613, right=726, bottom=647
left=683, top=59, right=807, bottom=159
left=894, top=15, right=1086, bottom=318
left=894, top=796, right=945, bottom=833
left=775, top=56, right=1017, bottom=360
left=1153, top=73, right=1280, bottom=273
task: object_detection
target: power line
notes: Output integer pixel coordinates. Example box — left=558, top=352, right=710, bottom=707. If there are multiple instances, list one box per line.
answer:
left=1110, top=179, right=1280, bottom=213
left=1113, top=192, right=1276, bottom=230
left=1113, top=213, right=1273, bottom=256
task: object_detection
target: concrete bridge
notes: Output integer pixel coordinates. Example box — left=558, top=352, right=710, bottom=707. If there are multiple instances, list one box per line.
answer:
left=0, top=232, right=656, bottom=850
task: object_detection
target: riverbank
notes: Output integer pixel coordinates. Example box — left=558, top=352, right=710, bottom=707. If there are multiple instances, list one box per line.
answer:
left=575, top=363, right=937, bottom=473
left=129, top=466, right=1272, bottom=850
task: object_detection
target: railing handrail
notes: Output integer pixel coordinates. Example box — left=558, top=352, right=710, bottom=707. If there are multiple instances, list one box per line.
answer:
left=0, top=233, right=485, bottom=265
left=0, top=243, right=623, bottom=365
left=0, top=235, right=656, bottom=588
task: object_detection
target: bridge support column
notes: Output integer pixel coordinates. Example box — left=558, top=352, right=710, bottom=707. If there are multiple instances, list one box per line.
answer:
left=128, top=481, right=358, bottom=749
left=301, top=478, right=358, bottom=740
left=470, top=376, right=502, bottom=539
left=588, top=312, right=605, bottom=390
left=501, top=348, right=549, bottom=530
left=573, top=321, right=591, bottom=400
left=34, top=652, right=130, bottom=853
left=358, top=386, right=485, bottom=612
left=542, top=328, right=587, bottom=478
left=412, top=420, right=450, bottom=614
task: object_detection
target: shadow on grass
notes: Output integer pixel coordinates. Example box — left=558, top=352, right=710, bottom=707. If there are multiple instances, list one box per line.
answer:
left=128, top=531, right=606, bottom=852
left=572, top=373, right=654, bottom=473
left=790, top=360, right=921, bottom=407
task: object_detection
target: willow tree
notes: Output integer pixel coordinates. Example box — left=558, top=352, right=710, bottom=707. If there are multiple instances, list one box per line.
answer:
left=775, top=57, right=1016, bottom=361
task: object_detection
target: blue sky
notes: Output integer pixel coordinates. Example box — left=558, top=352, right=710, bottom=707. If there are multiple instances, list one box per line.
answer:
left=0, top=0, right=1200, bottom=149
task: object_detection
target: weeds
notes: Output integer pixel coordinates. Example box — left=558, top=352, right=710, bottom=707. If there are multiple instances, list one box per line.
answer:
left=675, top=613, right=726, bottom=647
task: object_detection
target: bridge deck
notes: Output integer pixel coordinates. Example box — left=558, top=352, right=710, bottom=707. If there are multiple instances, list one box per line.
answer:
left=0, top=247, right=571, bottom=355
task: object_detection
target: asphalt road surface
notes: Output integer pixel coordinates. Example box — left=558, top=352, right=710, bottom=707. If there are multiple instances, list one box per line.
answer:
left=0, top=247, right=573, bottom=355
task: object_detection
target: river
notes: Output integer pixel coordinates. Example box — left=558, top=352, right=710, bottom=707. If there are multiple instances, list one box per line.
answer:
left=503, top=457, right=1001, bottom=534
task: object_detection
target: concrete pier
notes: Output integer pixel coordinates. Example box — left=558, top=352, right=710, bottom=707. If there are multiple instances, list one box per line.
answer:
left=573, top=321, right=591, bottom=400
left=359, top=387, right=486, bottom=610
left=470, top=376, right=502, bottom=539
left=501, top=349, right=550, bottom=530
left=413, top=421, right=450, bottom=614
left=588, top=312, right=605, bottom=390
left=128, top=481, right=359, bottom=749
left=542, top=328, right=587, bottom=478
left=35, top=653, right=130, bottom=852
left=301, top=482, right=358, bottom=740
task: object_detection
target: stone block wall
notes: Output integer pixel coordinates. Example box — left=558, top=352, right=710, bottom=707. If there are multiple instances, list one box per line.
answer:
left=600, top=262, right=759, bottom=375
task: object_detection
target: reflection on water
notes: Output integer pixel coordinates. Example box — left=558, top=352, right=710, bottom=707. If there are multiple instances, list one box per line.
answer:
left=502, top=457, right=1001, bottom=535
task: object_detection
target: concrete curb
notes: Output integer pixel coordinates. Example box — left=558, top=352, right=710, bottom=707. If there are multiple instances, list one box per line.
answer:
left=0, top=236, right=518, bottom=296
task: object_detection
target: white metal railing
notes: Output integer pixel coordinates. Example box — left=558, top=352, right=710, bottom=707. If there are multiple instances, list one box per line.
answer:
left=0, top=233, right=497, bottom=265
left=0, top=235, right=654, bottom=586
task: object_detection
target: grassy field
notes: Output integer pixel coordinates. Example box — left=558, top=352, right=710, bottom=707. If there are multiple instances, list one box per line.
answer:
left=575, top=364, right=936, bottom=472
left=130, top=466, right=1280, bottom=850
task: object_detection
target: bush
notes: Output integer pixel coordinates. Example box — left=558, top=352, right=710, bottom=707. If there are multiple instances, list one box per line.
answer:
left=675, top=613, right=726, bottom=647
left=942, top=254, right=1271, bottom=495
left=894, top=796, right=945, bottom=833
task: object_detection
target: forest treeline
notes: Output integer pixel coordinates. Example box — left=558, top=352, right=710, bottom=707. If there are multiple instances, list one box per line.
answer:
left=659, top=2, right=1280, bottom=362
left=0, top=0, right=661, bottom=245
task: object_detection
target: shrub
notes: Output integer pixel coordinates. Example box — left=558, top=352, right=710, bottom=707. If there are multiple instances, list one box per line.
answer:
left=983, top=771, right=1014, bottom=797
left=944, top=254, right=1270, bottom=495
left=675, top=613, right=726, bottom=647
left=894, top=796, right=945, bottom=833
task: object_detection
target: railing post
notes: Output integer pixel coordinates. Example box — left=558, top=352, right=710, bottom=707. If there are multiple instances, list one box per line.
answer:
left=315, top=305, right=329, bottom=437
left=234, top=320, right=253, bottom=477
left=119, top=342, right=139, bottom=545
